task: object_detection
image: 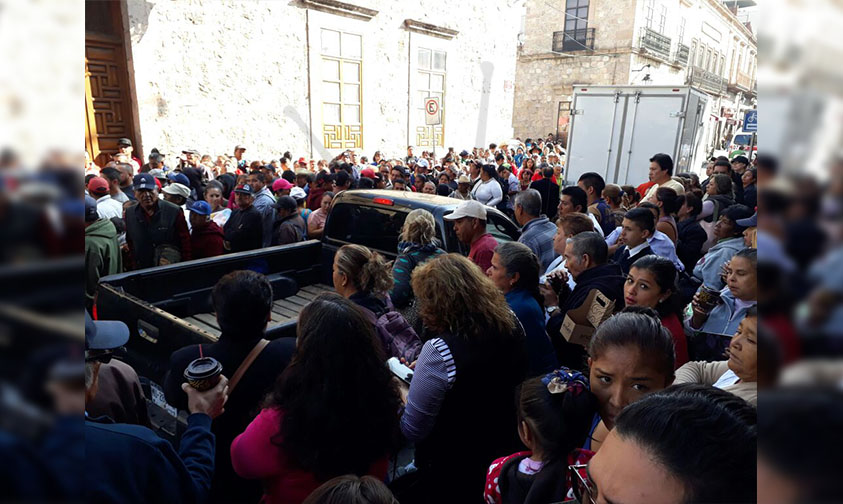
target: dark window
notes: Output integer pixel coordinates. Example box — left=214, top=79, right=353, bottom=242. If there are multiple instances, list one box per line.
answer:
left=486, top=212, right=520, bottom=243
left=324, top=204, right=409, bottom=254
left=563, top=0, right=590, bottom=51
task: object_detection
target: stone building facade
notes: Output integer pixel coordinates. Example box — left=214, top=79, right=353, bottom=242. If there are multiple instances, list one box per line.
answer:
left=512, top=0, right=756, bottom=154
left=84, top=0, right=520, bottom=165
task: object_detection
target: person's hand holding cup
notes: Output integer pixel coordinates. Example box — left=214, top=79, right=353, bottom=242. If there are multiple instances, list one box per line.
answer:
left=182, top=375, right=229, bottom=419
left=690, top=286, right=721, bottom=329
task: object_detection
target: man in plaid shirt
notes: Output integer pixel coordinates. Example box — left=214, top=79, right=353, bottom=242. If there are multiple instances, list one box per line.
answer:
left=514, top=189, right=558, bottom=271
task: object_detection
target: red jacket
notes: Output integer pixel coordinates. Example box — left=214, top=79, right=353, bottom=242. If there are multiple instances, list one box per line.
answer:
left=190, top=222, right=225, bottom=259
left=306, top=186, right=327, bottom=211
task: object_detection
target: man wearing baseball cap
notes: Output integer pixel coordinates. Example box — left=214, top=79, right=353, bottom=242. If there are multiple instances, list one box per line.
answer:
left=141, top=150, right=166, bottom=173
left=85, top=312, right=228, bottom=503
left=188, top=200, right=224, bottom=259
left=87, top=176, right=123, bottom=220
left=272, top=195, right=306, bottom=246
left=233, top=144, right=248, bottom=171
left=116, top=138, right=141, bottom=174
left=223, top=184, right=263, bottom=252
left=444, top=200, right=498, bottom=272
left=125, top=173, right=192, bottom=269
left=449, top=174, right=473, bottom=201
left=162, top=174, right=193, bottom=231
left=85, top=196, right=122, bottom=311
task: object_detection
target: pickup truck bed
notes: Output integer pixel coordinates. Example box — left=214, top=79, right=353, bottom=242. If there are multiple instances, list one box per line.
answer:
left=96, top=190, right=521, bottom=384
left=182, top=284, right=334, bottom=339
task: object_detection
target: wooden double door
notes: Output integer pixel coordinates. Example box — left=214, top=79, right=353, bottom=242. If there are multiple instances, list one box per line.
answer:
left=85, top=1, right=137, bottom=167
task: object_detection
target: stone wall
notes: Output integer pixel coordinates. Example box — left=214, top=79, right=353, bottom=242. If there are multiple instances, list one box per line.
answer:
left=512, top=0, right=637, bottom=139
left=512, top=0, right=754, bottom=141
left=124, top=0, right=520, bottom=161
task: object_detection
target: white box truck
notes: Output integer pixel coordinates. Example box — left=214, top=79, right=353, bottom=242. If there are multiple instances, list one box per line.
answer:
left=564, top=85, right=710, bottom=186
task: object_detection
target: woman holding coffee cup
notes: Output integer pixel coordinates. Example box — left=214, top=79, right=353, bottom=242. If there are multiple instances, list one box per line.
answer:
left=687, top=249, right=758, bottom=360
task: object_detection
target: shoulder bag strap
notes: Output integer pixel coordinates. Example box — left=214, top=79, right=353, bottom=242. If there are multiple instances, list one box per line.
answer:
left=227, top=338, right=270, bottom=396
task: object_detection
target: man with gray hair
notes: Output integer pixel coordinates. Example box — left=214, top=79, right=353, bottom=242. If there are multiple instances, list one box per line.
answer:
left=545, top=231, right=625, bottom=367
left=514, top=188, right=557, bottom=271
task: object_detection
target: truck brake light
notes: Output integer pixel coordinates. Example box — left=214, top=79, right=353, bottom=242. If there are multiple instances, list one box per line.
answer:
left=372, top=197, right=394, bottom=206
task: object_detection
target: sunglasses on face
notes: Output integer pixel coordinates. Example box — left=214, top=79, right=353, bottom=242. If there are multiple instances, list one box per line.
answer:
left=84, top=347, right=124, bottom=364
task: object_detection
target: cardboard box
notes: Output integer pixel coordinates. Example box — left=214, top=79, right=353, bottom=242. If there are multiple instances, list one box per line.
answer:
left=560, top=289, right=616, bottom=347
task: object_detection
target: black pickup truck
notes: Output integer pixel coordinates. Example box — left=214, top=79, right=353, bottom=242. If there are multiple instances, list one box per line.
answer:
left=96, top=189, right=520, bottom=385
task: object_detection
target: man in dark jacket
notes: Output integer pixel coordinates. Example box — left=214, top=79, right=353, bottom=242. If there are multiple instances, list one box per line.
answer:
left=545, top=232, right=624, bottom=369
left=223, top=184, right=263, bottom=253
left=271, top=196, right=306, bottom=246
left=164, top=271, right=296, bottom=504
left=529, top=164, right=560, bottom=221
left=85, top=313, right=228, bottom=504
left=125, top=173, right=191, bottom=269
left=188, top=201, right=224, bottom=259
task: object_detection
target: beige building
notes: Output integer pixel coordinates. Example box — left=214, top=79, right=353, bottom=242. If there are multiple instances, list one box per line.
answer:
left=84, top=0, right=521, bottom=166
left=512, top=0, right=756, bottom=153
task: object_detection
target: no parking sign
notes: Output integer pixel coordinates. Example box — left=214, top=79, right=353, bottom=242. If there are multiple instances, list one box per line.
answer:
left=425, top=97, right=441, bottom=125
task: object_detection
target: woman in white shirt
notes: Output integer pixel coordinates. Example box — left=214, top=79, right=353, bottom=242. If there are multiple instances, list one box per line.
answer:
left=471, top=164, right=503, bottom=207
left=674, top=306, right=758, bottom=406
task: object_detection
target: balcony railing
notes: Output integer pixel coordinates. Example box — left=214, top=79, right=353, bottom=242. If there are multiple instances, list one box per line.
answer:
left=673, top=43, right=690, bottom=66
left=552, top=28, right=595, bottom=52
left=689, top=65, right=727, bottom=95
left=639, top=27, right=672, bottom=60
left=736, top=71, right=753, bottom=91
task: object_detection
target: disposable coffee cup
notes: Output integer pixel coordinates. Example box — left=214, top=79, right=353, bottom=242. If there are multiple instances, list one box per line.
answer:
left=184, top=357, right=223, bottom=391
left=696, top=286, right=722, bottom=313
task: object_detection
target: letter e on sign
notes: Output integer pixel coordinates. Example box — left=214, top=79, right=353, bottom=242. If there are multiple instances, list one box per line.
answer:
left=425, top=97, right=441, bottom=125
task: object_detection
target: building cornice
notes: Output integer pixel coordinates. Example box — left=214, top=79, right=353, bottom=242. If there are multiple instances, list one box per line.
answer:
left=300, top=0, right=378, bottom=21
left=403, top=19, right=459, bottom=39
left=701, top=0, right=755, bottom=43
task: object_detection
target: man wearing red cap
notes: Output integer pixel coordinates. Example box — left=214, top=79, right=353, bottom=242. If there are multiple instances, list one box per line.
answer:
left=87, top=176, right=124, bottom=220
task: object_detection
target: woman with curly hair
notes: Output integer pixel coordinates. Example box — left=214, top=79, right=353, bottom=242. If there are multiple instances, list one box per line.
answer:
left=231, top=293, right=401, bottom=504
left=392, top=254, right=528, bottom=504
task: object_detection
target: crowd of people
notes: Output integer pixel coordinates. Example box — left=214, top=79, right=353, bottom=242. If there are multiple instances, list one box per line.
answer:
left=82, top=138, right=790, bottom=503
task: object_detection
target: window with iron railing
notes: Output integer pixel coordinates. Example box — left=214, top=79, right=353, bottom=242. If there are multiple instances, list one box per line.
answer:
left=640, top=26, right=672, bottom=59
left=558, top=0, right=591, bottom=51
left=674, top=43, right=690, bottom=65
left=553, top=28, right=595, bottom=51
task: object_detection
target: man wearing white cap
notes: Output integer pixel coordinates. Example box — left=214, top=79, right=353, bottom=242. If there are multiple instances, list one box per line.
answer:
left=444, top=200, right=498, bottom=272
left=449, top=175, right=473, bottom=201
left=162, top=181, right=193, bottom=231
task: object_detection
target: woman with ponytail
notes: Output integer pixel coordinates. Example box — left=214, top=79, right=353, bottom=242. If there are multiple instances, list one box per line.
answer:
left=487, top=241, right=559, bottom=377
left=602, top=184, right=627, bottom=227
left=333, top=244, right=422, bottom=361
